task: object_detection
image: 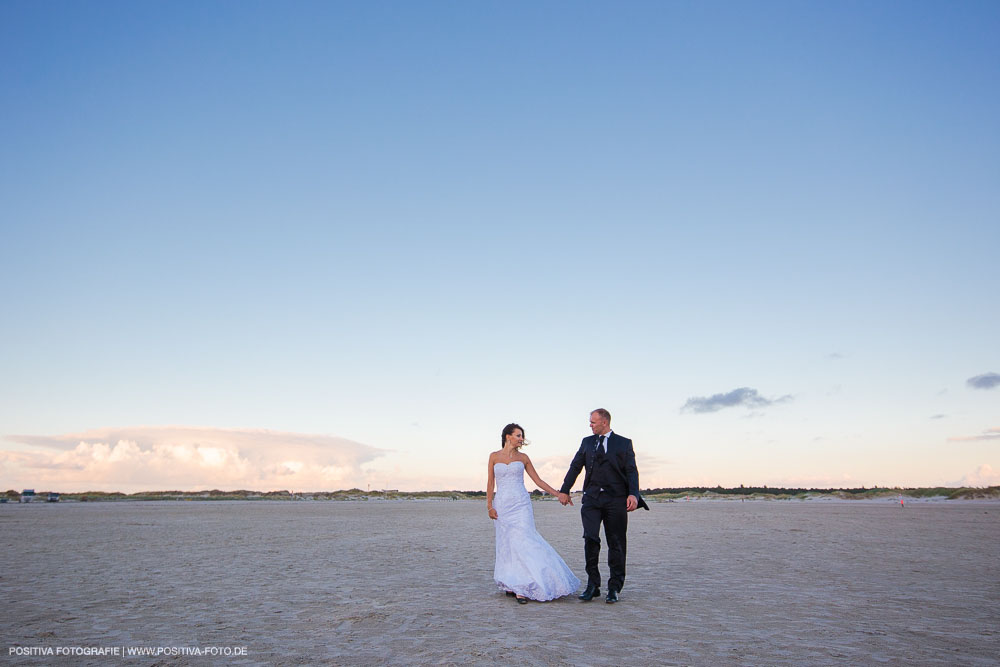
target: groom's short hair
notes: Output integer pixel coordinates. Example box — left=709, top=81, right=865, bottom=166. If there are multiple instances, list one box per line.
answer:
left=591, top=408, right=611, bottom=423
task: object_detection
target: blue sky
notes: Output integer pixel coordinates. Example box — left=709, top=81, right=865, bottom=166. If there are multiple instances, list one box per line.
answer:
left=2, top=1, right=997, bottom=492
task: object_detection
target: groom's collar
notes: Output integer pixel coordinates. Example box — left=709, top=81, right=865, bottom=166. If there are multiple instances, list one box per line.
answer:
left=597, top=429, right=612, bottom=439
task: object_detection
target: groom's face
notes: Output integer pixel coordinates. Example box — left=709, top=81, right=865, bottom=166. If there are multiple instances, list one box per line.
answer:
left=590, top=414, right=609, bottom=435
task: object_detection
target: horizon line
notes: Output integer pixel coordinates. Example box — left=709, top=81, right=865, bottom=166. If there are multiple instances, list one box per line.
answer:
left=9, top=484, right=999, bottom=496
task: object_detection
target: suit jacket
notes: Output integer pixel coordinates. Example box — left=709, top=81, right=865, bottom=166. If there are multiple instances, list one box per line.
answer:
left=560, top=432, right=650, bottom=510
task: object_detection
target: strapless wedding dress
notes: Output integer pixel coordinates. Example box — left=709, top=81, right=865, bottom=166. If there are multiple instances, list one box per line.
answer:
left=492, top=461, right=581, bottom=600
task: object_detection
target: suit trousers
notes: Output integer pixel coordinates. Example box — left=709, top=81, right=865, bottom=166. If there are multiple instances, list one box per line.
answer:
left=581, top=491, right=628, bottom=591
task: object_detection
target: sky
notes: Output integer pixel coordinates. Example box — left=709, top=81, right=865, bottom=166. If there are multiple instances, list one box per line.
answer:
left=1, top=1, right=998, bottom=493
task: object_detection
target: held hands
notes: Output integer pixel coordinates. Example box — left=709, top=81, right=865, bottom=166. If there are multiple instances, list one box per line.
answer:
left=626, top=495, right=638, bottom=512
left=557, top=492, right=573, bottom=506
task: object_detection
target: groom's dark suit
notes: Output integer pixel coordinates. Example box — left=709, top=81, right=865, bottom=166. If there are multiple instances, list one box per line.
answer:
left=560, top=432, right=648, bottom=593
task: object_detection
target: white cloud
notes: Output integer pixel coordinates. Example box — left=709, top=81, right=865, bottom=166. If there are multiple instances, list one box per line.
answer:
left=957, top=464, right=1000, bottom=487
left=0, top=426, right=386, bottom=493
left=681, top=387, right=793, bottom=414
left=966, top=372, right=1000, bottom=390
left=947, top=427, right=1000, bottom=442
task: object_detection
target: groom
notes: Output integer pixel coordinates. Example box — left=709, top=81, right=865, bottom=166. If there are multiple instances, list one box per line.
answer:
left=558, top=408, right=648, bottom=603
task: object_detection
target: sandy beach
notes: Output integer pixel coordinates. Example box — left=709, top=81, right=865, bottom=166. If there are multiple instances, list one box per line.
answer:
left=2, top=498, right=998, bottom=666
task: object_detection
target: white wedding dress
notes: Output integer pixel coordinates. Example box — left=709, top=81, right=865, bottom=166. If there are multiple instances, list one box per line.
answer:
left=492, top=461, right=581, bottom=600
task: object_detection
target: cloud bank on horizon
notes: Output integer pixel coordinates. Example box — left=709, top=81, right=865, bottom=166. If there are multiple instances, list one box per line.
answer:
left=956, top=464, right=1000, bottom=488
left=0, top=426, right=385, bottom=493
left=2, top=423, right=997, bottom=492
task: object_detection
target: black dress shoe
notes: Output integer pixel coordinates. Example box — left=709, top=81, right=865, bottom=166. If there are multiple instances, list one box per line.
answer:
left=505, top=591, right=516, bottom=597
left=579, top=584, right=600, bottom=601
left=605, top=589, right=619, bottom=604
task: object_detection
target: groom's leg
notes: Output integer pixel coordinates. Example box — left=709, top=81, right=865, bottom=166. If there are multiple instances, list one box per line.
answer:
left=581, top=501, right=602, bottom=588
left=604, top=496, right=628, bottom=592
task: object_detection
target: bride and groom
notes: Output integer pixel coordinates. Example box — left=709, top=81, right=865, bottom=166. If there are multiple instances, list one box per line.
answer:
left=486, top=408, right=649, bottom=604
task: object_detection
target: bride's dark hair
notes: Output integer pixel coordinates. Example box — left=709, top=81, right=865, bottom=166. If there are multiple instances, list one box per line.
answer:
left=501, top=423, right=525, bottom=448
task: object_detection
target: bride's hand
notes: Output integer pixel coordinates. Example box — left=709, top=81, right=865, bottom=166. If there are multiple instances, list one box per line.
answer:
left=488, top=507, right=498, bottom=520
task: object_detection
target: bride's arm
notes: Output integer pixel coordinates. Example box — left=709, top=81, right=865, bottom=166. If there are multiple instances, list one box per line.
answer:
left=521, top=455, right=560, bottom=496
left=486, top=454, right=498, bottom=519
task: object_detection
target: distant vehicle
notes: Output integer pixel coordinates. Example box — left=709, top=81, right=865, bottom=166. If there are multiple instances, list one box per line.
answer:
left=20, top=489, right=36, bottom=503
left=0, top=497, right=8, bottom=503
left=47, top=493, right=60, bottom=502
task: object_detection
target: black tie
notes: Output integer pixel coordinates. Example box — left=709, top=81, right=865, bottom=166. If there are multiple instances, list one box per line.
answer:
left=595, top=435, right=605, bottom=454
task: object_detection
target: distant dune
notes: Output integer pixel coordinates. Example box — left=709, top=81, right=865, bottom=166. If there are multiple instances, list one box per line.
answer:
left=5, top=486, right=998, bottom=501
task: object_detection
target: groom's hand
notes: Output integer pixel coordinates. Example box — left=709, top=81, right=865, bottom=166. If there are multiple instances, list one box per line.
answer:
left=626, top=495, right=638, bottom=512
left=557, top=492, right=573, bottom=506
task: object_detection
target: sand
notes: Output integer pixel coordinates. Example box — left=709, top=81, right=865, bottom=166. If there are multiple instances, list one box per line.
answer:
left=2, top=498, right=998, bottom=666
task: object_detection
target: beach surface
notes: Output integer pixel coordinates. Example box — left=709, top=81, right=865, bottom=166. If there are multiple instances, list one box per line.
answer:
left=2, top=499, right=998, bottom=665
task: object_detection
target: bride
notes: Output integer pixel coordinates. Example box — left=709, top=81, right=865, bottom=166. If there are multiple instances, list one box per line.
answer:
left=487, top=423, right=581, bottom=603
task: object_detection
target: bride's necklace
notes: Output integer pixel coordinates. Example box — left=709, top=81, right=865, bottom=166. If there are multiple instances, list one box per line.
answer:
left=499, top=446, right=519, bottom=463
